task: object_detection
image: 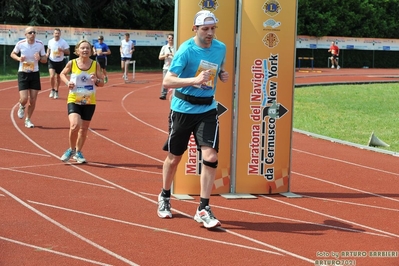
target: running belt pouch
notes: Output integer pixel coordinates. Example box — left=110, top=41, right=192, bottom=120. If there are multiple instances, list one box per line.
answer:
left=174, top=90, right=213, bottom=105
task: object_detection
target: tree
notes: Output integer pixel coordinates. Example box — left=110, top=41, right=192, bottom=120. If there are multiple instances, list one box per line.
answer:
left=0, top=0, right=174, bottom=30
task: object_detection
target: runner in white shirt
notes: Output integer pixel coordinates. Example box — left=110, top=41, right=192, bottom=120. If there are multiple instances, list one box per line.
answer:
left=10, top=26, right=47, bottom=128
left=47, top=28, right=70, bottom=99
left=158, top=33, right=174, bottom=100
left=120, top=33, right=135, bottom=81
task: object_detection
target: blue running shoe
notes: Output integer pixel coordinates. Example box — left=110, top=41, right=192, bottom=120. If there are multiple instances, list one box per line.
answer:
left=73, top=151, right=87, bottom=163
left=60, top=148, right=75, bottom=162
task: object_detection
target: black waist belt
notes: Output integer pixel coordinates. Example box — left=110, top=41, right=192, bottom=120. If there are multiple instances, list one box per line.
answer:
left=174, top=90, right=214, bottom=105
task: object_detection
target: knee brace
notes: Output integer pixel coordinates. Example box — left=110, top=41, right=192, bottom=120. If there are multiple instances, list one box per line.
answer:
left=203, top=159, right=218, bottom=168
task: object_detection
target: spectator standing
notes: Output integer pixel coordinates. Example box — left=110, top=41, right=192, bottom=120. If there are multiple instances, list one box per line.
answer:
left=158, top=33, right=174, bottom=100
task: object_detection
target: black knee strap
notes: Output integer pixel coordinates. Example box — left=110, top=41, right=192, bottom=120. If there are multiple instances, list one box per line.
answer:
left=203, top=159, right=218, bottom=168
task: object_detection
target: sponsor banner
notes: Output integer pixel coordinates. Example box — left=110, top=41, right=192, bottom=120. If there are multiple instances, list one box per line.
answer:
left=0, top=25, right=172, bottom=46
left=234, top=0, right=297, bottom=194
left=172, top=0, right=236, bottom=195
left=297, top=35, right=399, bottom=51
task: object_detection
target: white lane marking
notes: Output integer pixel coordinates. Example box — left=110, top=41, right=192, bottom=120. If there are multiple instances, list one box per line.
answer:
left=0, top=147, right=51, bottom=157
left=0, top=167, right=115, bottom=189
left=0, top=236, right=113, bottom=266
left=302, top=195, right=399, bottom=212
left=89, top=129, right=163, bottom=163
left=89, top=162, right=161, bottom=175
left=262, top=195, right=399, bottom=238
left=293, top=148, right=399, bottom=177
left=293, top=171, right=399, bottom=203
left=28, top=200, right=283, bottom=257
left=0, top=187, right=139, bottom=266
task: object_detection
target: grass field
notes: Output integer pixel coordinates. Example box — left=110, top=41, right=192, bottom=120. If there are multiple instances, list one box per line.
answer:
left=293, top=83, right=399, bottom=152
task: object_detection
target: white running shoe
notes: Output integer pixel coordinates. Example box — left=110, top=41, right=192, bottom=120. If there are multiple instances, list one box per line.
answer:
left=337, top=65, right=340, bottom=69
left=53, top=91, right=59, bottom=99
left=331, top=65, right=335, bottom=69
left=17, top=104, right=25, bottom=119
left=49, top=90, right=55, bottom=98
left=157, top=193, right=172, bottom=218
left=194, top=206, right=221, bottom=228
left=24, top=119, right=34, bottom=128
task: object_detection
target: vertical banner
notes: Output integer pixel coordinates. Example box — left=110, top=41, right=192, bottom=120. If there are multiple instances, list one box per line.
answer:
left=172, top=0, right=236, bottom=195
left=234, top=0, right=297, bottom=194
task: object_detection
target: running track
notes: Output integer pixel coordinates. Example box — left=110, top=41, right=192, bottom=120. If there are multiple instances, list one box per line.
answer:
left=1, top=68, right=398, bottom=266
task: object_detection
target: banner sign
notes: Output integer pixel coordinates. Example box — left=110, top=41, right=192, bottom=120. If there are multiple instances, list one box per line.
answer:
left=3, top=23, right=399, bottom=51
left=297, top=35, right=399, bottom=51
left=172, top=0, right=236, bottom=195
left=234, top=0, right=297, bottom=194
left=0, top=25, right=172, bottom=47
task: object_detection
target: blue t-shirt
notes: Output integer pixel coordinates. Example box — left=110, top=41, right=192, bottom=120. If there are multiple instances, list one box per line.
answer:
left=93, top=42, right=109, bottom=58
left=169, top=38, right=226, bottom=114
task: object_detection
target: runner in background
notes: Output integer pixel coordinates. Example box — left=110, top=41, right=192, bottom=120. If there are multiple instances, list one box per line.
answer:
left=328, top=41, right=340, bottom=69
left=10, top=26, right=47, bottom=128
left=120, top=33, right=135, bottom=81
left=47, top=28, right=70, bottom=99
left=93, top=35, right=111, bottom=83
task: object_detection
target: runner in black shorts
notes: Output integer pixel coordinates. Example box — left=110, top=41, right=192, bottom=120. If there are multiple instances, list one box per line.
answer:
left=67, top=103, right=96, bottom=121
left=163, top=109, right=219, bottom=156
left=11, top=26, right=47, bottom=128
left=93, top=35, right=111, bottom=83
left=47, top=28, right=70, bottom=99
left=18, top=72, right=41, bottom=91
left=48, top=59, right=65, bottom=74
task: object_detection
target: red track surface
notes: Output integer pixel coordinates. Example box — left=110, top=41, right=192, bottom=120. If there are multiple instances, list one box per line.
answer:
left=1, top=68, right=398, bottom=266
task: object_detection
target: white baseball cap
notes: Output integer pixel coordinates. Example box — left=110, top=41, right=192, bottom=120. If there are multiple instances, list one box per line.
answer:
left=193, top=10, right=218, bottom=26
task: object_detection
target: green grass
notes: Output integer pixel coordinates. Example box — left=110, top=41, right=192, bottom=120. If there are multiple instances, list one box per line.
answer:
left=294, top=83, right=399, bottom=152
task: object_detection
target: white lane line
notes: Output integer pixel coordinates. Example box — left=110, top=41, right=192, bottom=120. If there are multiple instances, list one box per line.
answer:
left=262, top=195, right=399, bottom=238
left=7, top=79, right=316, bottom=264
left=152, top=194, right=390, bottom=239
left=0, top=147, right=51, bottom=157
left=293, top=148, right=399, bottom=177
left=88, top=129, right=163, bottom=163
left=293, top=171, right=399, bottom=203
left=89, top=162, right=161, bottom=175
left=0, top=187, right=139, bottom=266
left=120, top=86, right=168, bottom=135
left=302, top=195, right=399, bottom=212
left=28, top=200, right=282, bottom=257
left=0, top=167, right=115, bottom=189
left=0, top=236, right=113, bottom=266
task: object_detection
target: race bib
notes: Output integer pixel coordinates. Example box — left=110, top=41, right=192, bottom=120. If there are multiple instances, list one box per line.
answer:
left=22, top=61, right=34, bottom=72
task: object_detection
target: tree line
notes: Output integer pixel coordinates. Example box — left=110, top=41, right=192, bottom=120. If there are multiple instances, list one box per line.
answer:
left=1, top=0, right=399, bottom=39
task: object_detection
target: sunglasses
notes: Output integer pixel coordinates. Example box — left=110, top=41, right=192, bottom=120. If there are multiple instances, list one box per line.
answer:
left=27, top=31, right=36, bottom=34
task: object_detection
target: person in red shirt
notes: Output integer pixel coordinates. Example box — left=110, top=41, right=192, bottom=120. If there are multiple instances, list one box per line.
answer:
left=328, top=41, right=340, bottom=69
